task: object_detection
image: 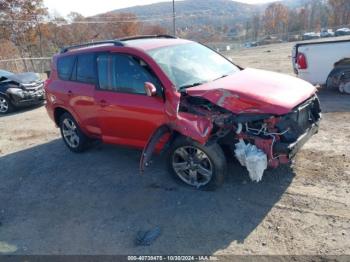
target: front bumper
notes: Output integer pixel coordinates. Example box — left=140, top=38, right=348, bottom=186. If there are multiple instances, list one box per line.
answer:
left=11, top=89, right=46, bottom=107
left=13, top=93, right=45, bottom=106
left=274, top=120, right=320, bottom=159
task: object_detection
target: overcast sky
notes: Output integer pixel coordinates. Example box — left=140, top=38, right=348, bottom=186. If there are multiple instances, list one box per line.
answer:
left=44, top=0, right=277, bottom=17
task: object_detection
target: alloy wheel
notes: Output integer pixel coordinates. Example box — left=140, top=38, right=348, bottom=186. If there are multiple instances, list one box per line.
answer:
left=62, top=118, right=80, bottom=148
left=172, top=146, right=213, bottom=188
left=0, top=97, right=9, bottom=113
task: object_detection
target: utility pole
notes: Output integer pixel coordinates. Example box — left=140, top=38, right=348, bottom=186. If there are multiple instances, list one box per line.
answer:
left=172, top=0, right=176, bottom=36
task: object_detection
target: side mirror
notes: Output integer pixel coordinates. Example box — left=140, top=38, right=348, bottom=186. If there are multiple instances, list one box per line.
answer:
left=144, top=82, right=157, bottom=97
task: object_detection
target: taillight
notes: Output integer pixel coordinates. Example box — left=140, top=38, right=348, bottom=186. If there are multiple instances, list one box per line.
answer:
left=296, top=52, right=307, bottom=70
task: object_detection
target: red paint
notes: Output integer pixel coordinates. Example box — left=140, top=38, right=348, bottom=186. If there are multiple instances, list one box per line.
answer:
left=45, top=38, right=319, bottom=170
left=296, top=52, right=308, bottom=69
left=124, top=38, right=192, bottom=51
left=186, top=68, right=316, bottom=115
left=253, top=137, right=289, bottom=168
left=94, top=91, right=167, bottom=148
left=169, top=112, right=213, bottom=144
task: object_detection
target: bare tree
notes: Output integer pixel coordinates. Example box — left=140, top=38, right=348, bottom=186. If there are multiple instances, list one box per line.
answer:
left=263, top=3, right=289, bottom=36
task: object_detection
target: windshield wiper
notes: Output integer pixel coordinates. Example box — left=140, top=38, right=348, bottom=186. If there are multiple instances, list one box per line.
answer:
left=178, top=74, right=230, bottom=92
left=213, top=74, right=229, bottom=81
left=178, top=82, right=206, bottom=92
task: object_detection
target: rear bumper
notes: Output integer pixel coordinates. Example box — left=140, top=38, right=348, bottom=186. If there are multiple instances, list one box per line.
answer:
left=45, top=100, right=55, bottom=124
left=274, top=120, right=320, bottom=159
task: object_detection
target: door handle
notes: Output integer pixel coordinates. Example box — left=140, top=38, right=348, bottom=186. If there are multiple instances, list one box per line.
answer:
left=67, top=90, right=73, bottom=96
left=99, top=99, right=108, bottom=107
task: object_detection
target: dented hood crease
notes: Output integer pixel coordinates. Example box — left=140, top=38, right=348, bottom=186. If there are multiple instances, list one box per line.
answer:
left=186, top=68, right=317, bottom=115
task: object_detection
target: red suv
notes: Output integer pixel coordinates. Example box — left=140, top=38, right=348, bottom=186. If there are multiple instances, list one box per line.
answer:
left=45, top=35, right=321, bottom=190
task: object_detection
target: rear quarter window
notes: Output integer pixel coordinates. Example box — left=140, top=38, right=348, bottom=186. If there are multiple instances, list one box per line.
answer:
left=57, top=56, right=75, bottom=80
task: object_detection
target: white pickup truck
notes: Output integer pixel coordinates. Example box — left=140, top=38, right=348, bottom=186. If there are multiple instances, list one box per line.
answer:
left=292, top=39, right=350, bottom=93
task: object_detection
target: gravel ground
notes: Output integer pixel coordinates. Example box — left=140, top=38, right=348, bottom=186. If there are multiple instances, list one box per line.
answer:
left=0, top=40, right=349, bottom=256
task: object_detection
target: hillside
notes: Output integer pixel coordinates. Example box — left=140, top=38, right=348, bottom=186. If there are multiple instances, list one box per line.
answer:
left=113, top=0, right=258, bottom=17
left=109, top=0, right=312, bottom=36
left=111, top=0, right=261, bottom=30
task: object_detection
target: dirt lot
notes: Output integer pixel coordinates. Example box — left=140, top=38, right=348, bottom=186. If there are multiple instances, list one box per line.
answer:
left=0, top=40, right=350, bottom=256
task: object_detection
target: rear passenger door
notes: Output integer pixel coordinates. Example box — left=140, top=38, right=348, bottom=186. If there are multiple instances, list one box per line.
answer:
left=94, top=53, right=167, bottom=148
left=57, top=54, right=100, bottom=136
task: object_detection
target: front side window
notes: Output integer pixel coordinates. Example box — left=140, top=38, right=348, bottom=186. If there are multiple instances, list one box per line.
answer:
left=97, top=54, right=161, bottom=94
left=57, top=56, right=75, bottom=81
left=147, top=42, right=239, bottom=90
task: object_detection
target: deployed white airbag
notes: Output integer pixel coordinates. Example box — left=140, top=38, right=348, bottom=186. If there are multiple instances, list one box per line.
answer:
left=234, top=140, right=267, bottom=182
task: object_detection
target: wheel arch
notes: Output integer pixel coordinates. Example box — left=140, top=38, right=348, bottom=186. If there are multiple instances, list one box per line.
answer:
left=167, top=134, right=227, bottom=190
left=0, top=90, right=14, bottom=113
left=326, top=58, right=350, bottom=89
left=0, top=90, right=10, bottom=99
left=54, top=106, right=71, bottom=126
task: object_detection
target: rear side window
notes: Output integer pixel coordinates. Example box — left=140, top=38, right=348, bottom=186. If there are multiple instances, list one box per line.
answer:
left=97, top=54, right=110, bottom=90
left=76, top=54, right=96, bottom=84
left=57, top=56, right=75, bottom=80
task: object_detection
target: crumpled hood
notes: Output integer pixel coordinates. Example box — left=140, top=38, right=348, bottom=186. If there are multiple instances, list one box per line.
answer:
left=186, top=68, right=317, bottom=115
left=4, top=72, right=41, bottom=84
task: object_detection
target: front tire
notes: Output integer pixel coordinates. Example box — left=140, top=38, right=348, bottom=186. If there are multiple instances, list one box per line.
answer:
left=0, top=95, right=14, bottom=115
left=168, top=137, right=227, bottom=190
left=59, top=113, right=89, bottom=153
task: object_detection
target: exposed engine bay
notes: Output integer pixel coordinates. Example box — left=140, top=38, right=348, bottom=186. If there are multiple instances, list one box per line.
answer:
left=140, top=70, right=321, bottom=183
left=173, top=93, right=322, bottom=182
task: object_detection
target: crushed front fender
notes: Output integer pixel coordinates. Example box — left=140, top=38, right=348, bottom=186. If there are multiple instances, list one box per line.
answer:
left=140, top=125, right=172, bottom=174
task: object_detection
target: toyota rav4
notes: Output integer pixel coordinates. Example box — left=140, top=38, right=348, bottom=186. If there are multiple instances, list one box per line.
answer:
left=45, top=35, right=321, bottom=190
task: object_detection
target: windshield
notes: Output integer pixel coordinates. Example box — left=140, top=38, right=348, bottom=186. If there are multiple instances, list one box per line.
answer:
left=0, top=69, right=14, bottom=78
left=147, top=43, right=239, bottom=90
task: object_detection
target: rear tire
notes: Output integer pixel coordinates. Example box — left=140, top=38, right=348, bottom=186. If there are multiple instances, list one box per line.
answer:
left=326, top=66, right=350, bottom=92
left=167, top=137, right=227, bottom=191
left=0, top=95, right=14, bottom=115
left=59, top=113, right=89, bottom=153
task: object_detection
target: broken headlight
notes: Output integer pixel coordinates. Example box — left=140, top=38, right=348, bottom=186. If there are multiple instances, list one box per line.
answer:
left=233, top=114, right=274, bottom=135
left=7, top=88, right=25, bottom=98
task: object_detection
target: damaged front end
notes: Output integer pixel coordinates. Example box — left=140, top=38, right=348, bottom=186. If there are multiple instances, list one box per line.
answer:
left=231, top=95, right=321, bottom=181
left=1, top=75, right=45, bottom=107
left=141, top=87, right=321, bottom=182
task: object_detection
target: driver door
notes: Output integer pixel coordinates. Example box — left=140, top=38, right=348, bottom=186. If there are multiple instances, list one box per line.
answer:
left=94, top=53, right=167, bottom=148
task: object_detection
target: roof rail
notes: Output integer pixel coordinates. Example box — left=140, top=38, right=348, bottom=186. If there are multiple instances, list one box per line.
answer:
left=120, top=34, right=177, bottom=41
left=60, top=40, right=124, bottom=53
left=60, top=35, right=177, bottom=53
